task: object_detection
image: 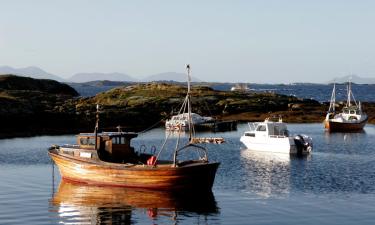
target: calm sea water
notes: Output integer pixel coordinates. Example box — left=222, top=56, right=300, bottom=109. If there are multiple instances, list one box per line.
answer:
left=213, top=83, right=375, bottom=102
left=1, top=124, right=375, bottom=224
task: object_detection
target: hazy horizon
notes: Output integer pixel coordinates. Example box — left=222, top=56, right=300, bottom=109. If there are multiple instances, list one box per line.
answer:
left=1, top=0, right=374, bottom=83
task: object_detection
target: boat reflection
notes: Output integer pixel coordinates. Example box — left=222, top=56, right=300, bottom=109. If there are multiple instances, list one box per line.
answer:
left=240, top=150, right=310, bottom=198
left=165, top=130, right=187, bottom=139
left=241, top=149, right=292, bottom=164
left=50, top=180, right=219, bottom=224
left=324, top=129, right=366, bottom=144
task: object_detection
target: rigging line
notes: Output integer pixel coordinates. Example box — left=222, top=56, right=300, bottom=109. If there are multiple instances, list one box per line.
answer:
left=138, top=98, right=191, bottom=135
left=350, top=89, right=358, bottom=108
left=155, top=130, right=172, bottom=162
left=138, top=114, right=170, bottom=134
left=138, top=97, right=191, bottom=135
left=180, top=94, right=188, bottom=115
left=174, top=125, right=183, bottom=152
left=174, top=97, right=185, bottom=115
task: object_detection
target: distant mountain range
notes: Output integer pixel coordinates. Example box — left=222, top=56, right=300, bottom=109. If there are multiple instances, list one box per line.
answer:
left=0, top=66, right=65, bottom=82
left=328, top=75, right=375, bottom=84
left=0, top=66, right=202, bottom=83
left=2, top=66, right=374, bottom=84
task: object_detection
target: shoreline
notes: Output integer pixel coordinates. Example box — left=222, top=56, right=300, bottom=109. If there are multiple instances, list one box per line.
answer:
left=2, top=114, right=374, bottom=140
left=1, top=77, right=374, bottom=139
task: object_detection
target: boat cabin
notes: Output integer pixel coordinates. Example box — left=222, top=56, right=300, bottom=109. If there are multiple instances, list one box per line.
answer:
left=245, top=121, right=289, bottom=138
left=77, top=132, right=138, bottom=163
left=342, top=106, right=360, bottom=115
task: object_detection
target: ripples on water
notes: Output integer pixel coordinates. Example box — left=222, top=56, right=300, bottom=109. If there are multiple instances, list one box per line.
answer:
left=1, top=124, right=375, bottom=224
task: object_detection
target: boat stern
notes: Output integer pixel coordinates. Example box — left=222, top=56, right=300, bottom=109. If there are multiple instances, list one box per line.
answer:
left=292, top=135, right=313, bottom=155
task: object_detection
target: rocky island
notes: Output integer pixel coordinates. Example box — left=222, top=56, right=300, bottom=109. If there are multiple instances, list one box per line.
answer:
left=1, top=75, right=374, bottom=138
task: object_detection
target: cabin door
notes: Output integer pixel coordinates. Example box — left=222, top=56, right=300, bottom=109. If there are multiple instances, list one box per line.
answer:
left=255, top=125, right=267, bottom=144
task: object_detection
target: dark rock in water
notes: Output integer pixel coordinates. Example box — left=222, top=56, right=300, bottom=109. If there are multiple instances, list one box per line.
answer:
left=0, top=75, right=81, bottom=138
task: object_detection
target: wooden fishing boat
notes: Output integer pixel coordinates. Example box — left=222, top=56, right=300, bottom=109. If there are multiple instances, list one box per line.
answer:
left=49, top=136, right=219, bottom=190
left=48, top=64, right=221, bottom=190
left=324, top=81, right=368, bottom=132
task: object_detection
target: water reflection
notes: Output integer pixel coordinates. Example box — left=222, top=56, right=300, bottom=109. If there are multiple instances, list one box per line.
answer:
left=50, top=180, right=219, bottom=224
left=240, top=150, right=291, bottom=198
left=165, top=130, right=187, bottom=139
left=240, top=150, right=311, bottom=198
left=324, top=130, right=367, bottom=144
left=322, top=130, right=370, bottom=156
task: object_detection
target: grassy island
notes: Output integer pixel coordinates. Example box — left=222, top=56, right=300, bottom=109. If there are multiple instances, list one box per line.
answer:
left=1, top=75, right=374, bottom=138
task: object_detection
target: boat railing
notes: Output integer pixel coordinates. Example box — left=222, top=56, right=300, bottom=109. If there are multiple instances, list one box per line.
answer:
left=191, top=137, right=225, bottom=144
left=61, top=144, right=80, bottom=149
left=173, top=143, right=208, bottom=167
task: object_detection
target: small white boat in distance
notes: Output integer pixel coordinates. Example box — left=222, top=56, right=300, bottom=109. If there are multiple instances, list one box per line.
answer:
left=231, top=83, right=250, bottom=92
left=240, top=117, right=313, bottom=155
left=165, top=113, right=214, bottom=131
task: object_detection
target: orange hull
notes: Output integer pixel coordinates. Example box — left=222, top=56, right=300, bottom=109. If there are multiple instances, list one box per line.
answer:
left=49, top=151, right=219, bottom=191
left=326, top=118, right=367, bottom=132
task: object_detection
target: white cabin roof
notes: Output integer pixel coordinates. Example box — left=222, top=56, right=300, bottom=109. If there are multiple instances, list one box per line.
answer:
left=247, top=119, right=289, bottom=136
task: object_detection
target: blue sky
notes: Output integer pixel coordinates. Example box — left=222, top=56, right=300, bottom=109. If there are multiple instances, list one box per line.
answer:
left=0, top=0, right=374, bottom=83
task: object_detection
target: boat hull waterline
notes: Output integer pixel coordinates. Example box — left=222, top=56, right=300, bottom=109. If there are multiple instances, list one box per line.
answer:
left=240, top=136, right=299, bottom=154
left=49, top=150, right=219, bottom=190
left=325, top=118, right=368, bottom=132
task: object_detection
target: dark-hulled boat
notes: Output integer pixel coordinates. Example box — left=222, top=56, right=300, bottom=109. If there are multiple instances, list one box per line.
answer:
left=48, top=65, right=221, bottom=191
left=324, top=81, right=368, bottom=132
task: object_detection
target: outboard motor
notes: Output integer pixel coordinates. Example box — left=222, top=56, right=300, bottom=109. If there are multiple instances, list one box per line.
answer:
left=294, top=135, right=313, bottom=155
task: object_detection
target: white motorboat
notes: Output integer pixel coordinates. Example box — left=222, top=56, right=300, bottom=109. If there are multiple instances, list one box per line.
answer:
left=165, top=113, right=213, bottom=131
left=240, top=118, right=313, bottom=155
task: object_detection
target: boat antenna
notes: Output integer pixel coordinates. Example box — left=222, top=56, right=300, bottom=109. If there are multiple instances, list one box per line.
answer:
left=186, top=64, right=194, bottom=141
left=94, top=104, right=100, bottom=150
left=186, top=64, right=191, bottom=93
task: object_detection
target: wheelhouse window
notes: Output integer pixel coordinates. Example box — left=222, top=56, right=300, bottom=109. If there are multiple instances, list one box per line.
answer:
left=256, top=125, right=267, bottom=131
left=112, top=137, right=126, bottom=144
left=80, top=137, right=95, bottom=146
left=273, top=126, right=280, bottom=135
left=245, top=133, right=255, bottom=137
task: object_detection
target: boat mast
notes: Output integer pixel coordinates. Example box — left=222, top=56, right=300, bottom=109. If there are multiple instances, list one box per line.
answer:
left=94, top=104, right=99, bottom=150
left=328, top=83, right=336, bottom=113
left=186, top=64, right=193, bottom=141
left=347, top=79, right=351, bottom=107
